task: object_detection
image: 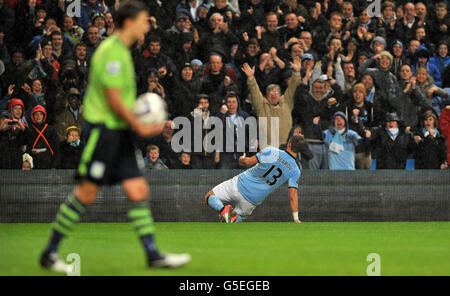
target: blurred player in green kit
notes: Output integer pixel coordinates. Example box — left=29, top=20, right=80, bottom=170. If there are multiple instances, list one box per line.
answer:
left=40, top=0, right=190, bottom=272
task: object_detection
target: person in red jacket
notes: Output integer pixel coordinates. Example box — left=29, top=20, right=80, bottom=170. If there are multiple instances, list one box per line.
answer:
left=7, top=98, right=28, bottom=128
left=438, top=105, right=450, bottom=164
left=25, top=105, right=59, bottom=169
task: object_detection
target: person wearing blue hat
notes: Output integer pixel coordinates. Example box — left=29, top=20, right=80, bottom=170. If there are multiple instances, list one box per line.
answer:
left=301, top=53, right=314, bottom=61
left=300, top=53, right=316, bottom=85
left=391, top=39, right=409, bottom=80
left=190, top=59, right=203, bottom=78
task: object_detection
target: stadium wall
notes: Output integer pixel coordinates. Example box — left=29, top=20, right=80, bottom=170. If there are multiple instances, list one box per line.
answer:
left=0, top=170, right=449, bottom=222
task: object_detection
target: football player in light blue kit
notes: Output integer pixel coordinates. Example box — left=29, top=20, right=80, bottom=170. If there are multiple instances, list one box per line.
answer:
left=204, top=135, right=305, bottom=223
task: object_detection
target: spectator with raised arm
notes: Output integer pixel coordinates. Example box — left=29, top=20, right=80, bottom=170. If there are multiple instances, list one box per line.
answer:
left=397, top=64, right=430, bottom=131
left=0, top=110, right=27, bottom=169
left=242, top=56, right=301, bottom=148
left=57, top=126, right=83, bottom=169
left=344, top=83, right=375, bottom=169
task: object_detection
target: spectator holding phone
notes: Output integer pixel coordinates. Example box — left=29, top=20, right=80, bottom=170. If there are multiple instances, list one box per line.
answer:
left=0, top=110, right=27, bottom=169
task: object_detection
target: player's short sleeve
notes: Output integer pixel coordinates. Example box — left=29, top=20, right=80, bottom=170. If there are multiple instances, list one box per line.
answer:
left=98, top=51, right=127, bottom=88
left=256, top=146, right=279, bottom=164
left=288, top=168, right=301, bottom=189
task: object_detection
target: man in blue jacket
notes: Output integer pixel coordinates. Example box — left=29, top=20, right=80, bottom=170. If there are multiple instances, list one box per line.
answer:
left=314, top=111, right=371, bottom=170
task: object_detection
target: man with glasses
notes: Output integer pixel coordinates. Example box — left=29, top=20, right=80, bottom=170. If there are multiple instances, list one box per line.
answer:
left=299, top=31, right=318, bottom=61
left=241, top=57, right=301, bottom=149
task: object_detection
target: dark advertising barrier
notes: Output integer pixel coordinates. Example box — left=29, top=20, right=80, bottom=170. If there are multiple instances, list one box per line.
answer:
left=0, top=170, right=449, bottom=222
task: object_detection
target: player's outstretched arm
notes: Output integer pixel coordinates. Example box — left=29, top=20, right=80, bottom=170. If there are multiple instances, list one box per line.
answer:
left=105, top=88, right=165, bottom=138
left=238, top=153, right=258, bottom=166
left=289, top=187, right=301, bottom=223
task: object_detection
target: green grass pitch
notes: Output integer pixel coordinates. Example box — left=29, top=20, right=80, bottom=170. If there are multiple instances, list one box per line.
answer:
left=1, top=222, right=449, bottom=276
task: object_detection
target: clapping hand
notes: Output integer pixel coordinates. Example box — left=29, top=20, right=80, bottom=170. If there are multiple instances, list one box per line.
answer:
left=313, top=116, right=320, bottom=125
left=290, top=56, right=301, bottom=72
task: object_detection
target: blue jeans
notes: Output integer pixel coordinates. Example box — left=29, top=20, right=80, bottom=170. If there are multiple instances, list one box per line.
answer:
left=307, top=143, right=329, bottom=169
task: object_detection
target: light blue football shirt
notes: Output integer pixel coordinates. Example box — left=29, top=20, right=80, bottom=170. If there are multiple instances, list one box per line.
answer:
left=237, top=146, right=301, bottom=205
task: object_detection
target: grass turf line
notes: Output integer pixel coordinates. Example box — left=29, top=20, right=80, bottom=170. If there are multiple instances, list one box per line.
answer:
left=0, top=222, right=449, bottom=276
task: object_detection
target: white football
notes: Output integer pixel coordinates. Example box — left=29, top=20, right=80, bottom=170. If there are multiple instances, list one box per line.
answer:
left=133, top=92, right=168, bottom=125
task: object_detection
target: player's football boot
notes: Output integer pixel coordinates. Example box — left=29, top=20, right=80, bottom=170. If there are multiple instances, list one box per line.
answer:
left=148, top=253, right=191, bottom=268
left=230, top=211, right=239, bottom=223
left=39, top=250, right=71, bottom=273
left=220, top=205, right=233, bottom=223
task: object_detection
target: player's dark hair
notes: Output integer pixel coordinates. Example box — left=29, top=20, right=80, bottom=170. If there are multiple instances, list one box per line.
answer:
left=288, top=135, right=306, bottom=153
left=114, top=0, right=148, bottom=29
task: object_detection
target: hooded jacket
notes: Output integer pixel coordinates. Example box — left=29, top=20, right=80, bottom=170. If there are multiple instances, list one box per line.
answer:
left=370, top=113, right=417, bottom=169
left=25, top=105, right=59, bottom=169
left=358, top=54, right=399, bottom=101
left=412, top=46, right=442, bottom=87
left=320, top=111, right=368, bottom=170
left=7, top=98, right=28, bottom=127
left=171, top=71, right=202, bottom=117
left=429, top=52, right=450, bottom=77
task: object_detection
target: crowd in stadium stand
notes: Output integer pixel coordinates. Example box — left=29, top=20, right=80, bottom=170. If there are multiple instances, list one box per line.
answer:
left=0, top=0, right=449, bottom=170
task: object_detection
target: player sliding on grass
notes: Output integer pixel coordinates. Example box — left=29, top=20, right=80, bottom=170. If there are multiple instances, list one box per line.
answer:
left=39, top=0, right=190, bottom=272
left=204, top=135, right=305, bottom=223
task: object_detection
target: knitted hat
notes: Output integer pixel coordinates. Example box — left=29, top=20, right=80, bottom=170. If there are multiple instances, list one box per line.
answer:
left=176, top=9, right=189, bottom=20
left=22, top=153, right=34, bottom=169
left=191, top=59, right=203, bottom=67
left=353, top=83, right=367, bottom=96
left=91, top=12, right=105, bottom=22
left=371, top=36, right=386, bottom=50
left=379, top=50, right=393, bottom=64
left=182, top=62, right=193, bottom=70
